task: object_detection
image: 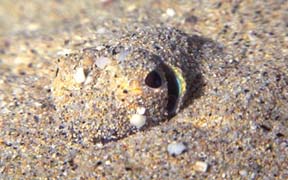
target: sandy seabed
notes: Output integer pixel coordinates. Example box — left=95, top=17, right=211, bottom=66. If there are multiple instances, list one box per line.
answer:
left=0, top=0, right=287, bottom=179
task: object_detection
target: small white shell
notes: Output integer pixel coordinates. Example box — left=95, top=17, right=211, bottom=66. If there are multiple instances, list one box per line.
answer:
left=130, top=114, right=146, bottom=129
left=167, top=142, right=186, bottom=156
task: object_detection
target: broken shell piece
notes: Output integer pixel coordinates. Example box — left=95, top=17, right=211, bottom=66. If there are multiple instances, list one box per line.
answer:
left=193, top=161, right=209, bottom=172
left=73, top=67, right=86, bottom=83
left=95, top=57, right=111, bottom=69
left=130, top=114, right=146, bottom=129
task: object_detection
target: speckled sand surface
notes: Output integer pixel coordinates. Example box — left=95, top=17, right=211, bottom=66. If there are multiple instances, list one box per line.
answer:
left=0, top=0, right=287, bottom=179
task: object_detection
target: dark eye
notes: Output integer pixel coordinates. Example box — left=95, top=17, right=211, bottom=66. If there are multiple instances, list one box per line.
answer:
left=145, top=70, right=162, bottom=88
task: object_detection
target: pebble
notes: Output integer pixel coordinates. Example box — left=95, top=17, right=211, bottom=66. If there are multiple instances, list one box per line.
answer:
left=193, top=161, right=208, bottom=172
left=166, top=8, right=176, bottom=17
left=130, top=114, right=146, bottom=129
left=73, top=67, right=86, bottom=83
left=167, top=142, right=187, bottom=156
left=239, top=169, right=248, bottom=177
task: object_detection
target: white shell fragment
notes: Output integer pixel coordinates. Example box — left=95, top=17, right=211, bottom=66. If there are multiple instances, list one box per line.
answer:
left=73, top=67, right=86, bottom=83
left=193, top=161, right=208, bottom=172
left=167, top=142, right=187, bottom=156
left=130, top=114, right=146, bottom=129
left=95, top=57, right=111, bottom=69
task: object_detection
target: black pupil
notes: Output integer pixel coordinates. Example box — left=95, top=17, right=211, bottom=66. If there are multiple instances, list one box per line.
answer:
left=145, top=70, right=162, bottom=88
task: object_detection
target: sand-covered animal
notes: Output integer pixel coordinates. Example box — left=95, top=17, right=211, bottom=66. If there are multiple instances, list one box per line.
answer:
left=52, top=25, right=206, bottom=143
